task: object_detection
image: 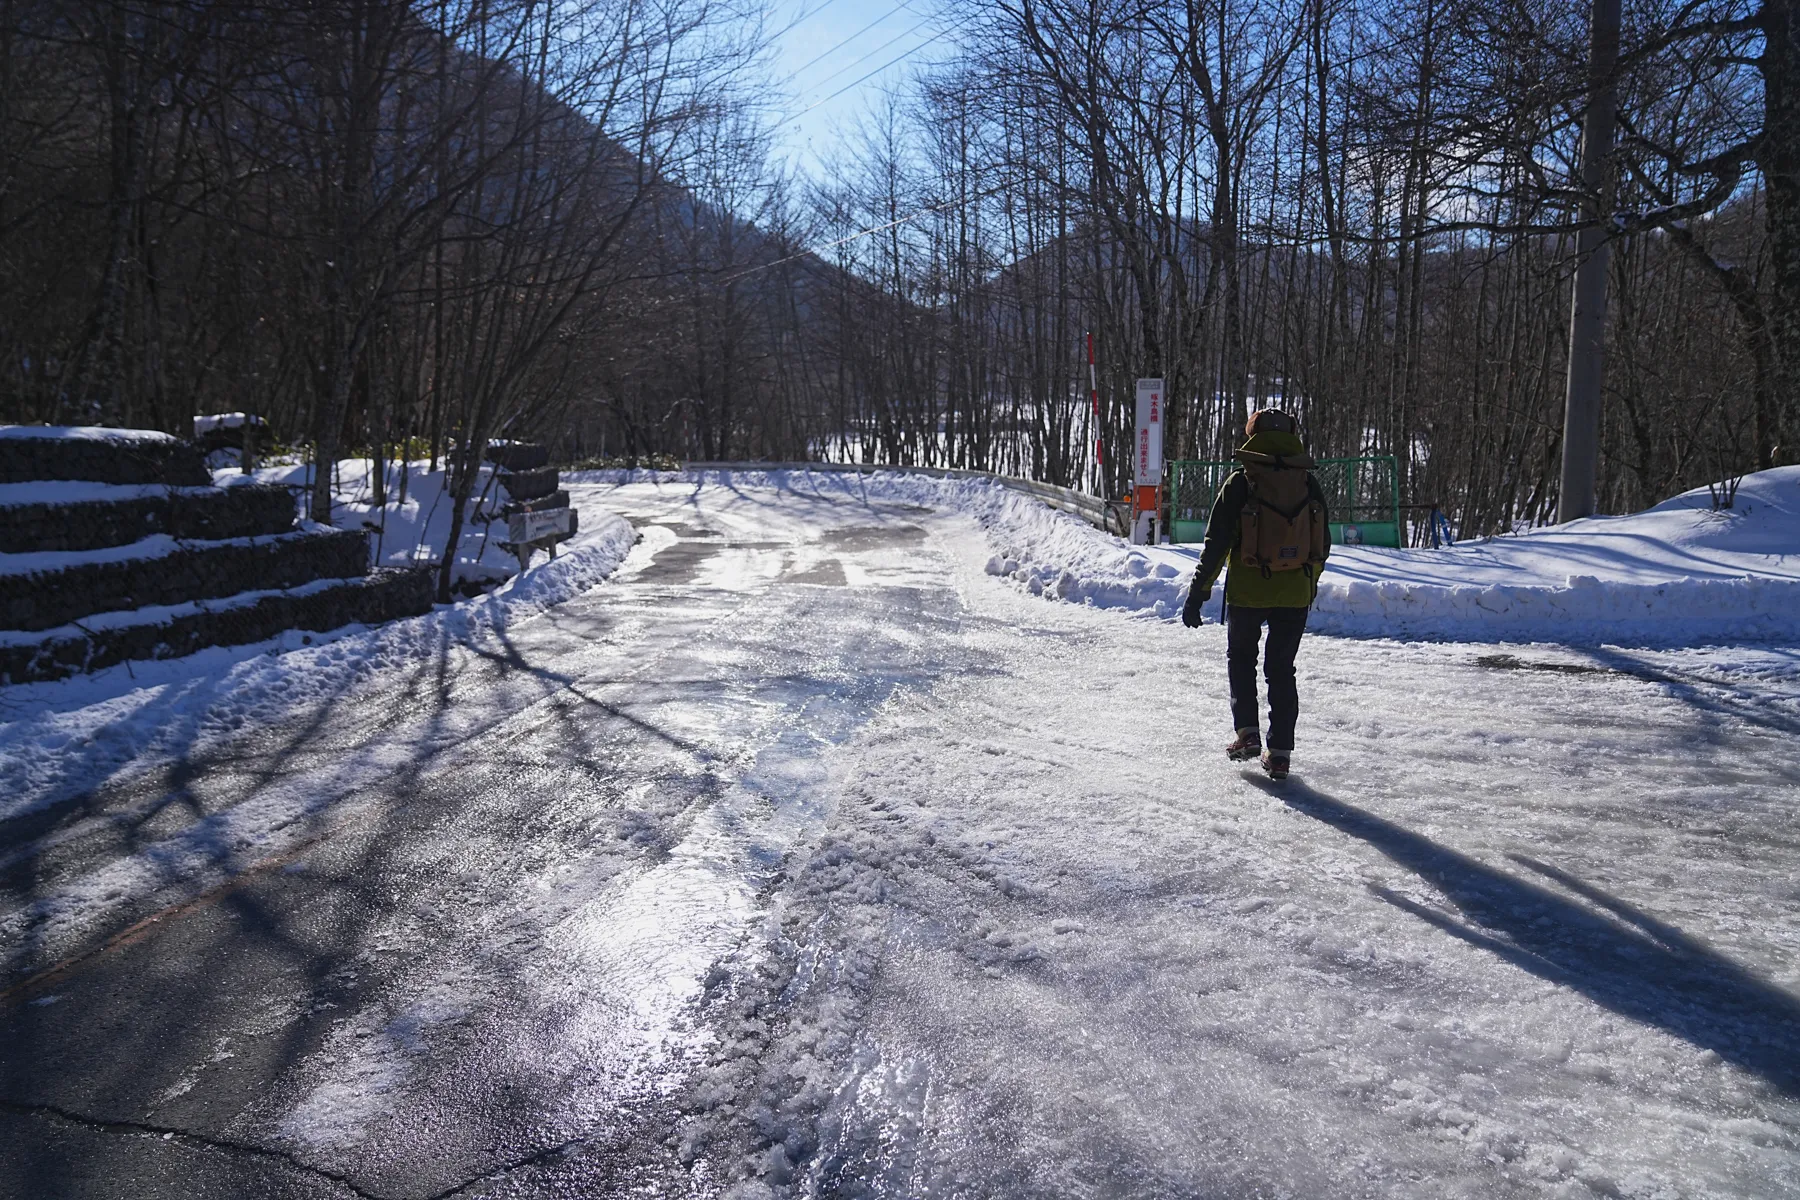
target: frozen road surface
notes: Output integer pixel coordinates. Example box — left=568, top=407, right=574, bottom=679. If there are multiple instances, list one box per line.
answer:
left=3, top=475, right=1799, bottom=1199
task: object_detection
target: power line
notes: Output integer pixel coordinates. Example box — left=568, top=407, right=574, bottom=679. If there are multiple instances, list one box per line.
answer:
left=790, top=0, right=855, bottom=27
left=784, top=26, right=950, bottom=127
left=801, top=14, right=939, bottom=96
left=783, top=0, right=919, bottom=85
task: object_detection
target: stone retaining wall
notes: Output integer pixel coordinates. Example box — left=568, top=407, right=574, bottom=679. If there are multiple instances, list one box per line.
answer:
left=0, top=528, right=368, bottom=631
left=1, top=568, right=434, bottom=685
left=0, top=434, right=209, bottom=487
left=0, top=484, right=297, bottom=553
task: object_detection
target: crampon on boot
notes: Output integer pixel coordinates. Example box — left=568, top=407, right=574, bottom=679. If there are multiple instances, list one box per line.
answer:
left=1226, top=729, right=1262, bottom=762
left=1260, top=752, right=1290, bottom=781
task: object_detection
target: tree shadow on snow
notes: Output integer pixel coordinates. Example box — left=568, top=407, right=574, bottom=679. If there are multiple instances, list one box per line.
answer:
left=0, top=614, right=718, bottom=1197
left=1579, top=646, right=1800, bottom=743
left=1250, top=776, right=1800, bottom=1095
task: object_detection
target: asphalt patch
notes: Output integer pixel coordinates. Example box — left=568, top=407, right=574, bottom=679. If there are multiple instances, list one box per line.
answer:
left=1476, top=654, right=1616, bottom=676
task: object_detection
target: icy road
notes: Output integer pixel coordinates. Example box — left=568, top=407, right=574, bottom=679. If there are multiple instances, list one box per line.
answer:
left=3, top=476, right=1799, bottom=1199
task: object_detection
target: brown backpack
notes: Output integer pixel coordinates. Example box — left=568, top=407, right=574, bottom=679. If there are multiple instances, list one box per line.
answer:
left=1236, top=449, right=1327, bottom=575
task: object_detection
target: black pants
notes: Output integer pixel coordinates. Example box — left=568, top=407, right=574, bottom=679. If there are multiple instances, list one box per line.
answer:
left=1227, top=604, right=1309, bottom=752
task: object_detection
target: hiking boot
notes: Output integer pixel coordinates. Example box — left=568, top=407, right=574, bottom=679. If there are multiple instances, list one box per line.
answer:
left=1226, top=729, right=1261, bottom=761
left=1261, top=751, right=1290, bottom=781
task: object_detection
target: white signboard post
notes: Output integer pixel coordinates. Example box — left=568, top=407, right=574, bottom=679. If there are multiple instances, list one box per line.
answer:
left=506, top=506, right=574, bottom=569
left=1132, top=378, right=1165, bottom=544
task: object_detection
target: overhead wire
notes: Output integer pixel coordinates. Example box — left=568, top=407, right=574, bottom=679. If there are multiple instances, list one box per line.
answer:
left=782, top=0, right=920, bottom=84
left=789, top=0, right=855, bottom=27
left=798, top=11, right=939, bottom=94
left=782, top=25, right=949, bottom=126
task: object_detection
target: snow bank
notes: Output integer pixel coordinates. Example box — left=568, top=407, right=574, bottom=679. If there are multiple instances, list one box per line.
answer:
left=1308, top=572, right=1800, bottom=642
left=220, top=458, right=541, bottom=587
left=1273, top=469, right=1798, bottom=643
left=573, top=466, right=1800, bottom=646
left=0, top=502, right=636, bottom=817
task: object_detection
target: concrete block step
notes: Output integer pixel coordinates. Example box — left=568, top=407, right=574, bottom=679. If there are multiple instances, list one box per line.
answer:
left=0, top=527, right=368, bottom=632
left=0, top=425, right=210, bottom=486
left=0, top=482, right=297, bottom=553
left=0, top=568, right=434, bottom=685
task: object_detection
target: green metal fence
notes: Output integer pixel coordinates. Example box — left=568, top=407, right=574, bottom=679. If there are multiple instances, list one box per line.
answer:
left=1168, top=460, right=1236, bottom=544
left=1166, top=455, right=1403, bottom=548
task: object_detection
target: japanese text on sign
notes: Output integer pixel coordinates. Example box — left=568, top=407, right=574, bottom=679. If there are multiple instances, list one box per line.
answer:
left=1134, top=378, right=1164, bottom=488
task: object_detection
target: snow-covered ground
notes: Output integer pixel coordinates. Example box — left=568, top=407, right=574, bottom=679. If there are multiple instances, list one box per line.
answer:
left=652, top=464, right=1797, bottom=645
left=580, top=474, right=1799, bottom=1200
left=220, top=457, right=545, bottom=587
left=974, top=464, right=1800, bottom=644
left=2, top=470, right=1797, bottom=1199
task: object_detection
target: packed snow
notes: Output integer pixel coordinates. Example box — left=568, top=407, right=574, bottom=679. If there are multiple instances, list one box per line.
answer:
left=2, top=468, right=1797, bottom=1200
left=583, top=473, right=1800, bottom=1199
left=612, top=465, right=1800, bottom=645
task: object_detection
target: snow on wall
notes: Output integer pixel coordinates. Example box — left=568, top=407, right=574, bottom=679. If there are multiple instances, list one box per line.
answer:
left=0, top=424, right=180, bottom=443
left=192, top=413, right=265, bottom=436
left=570, top=466, right=1800, bottom=647
left=0, top=530, right=321, bottom=578
left=0, top=481, right=197, bottom=504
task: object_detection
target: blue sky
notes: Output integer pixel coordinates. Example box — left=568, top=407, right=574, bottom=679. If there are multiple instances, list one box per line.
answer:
left=762, top=0, right=956, bottom=177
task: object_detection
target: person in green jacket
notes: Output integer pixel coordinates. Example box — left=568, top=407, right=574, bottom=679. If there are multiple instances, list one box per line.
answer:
left=1180, top=409, right=1330, bottom=780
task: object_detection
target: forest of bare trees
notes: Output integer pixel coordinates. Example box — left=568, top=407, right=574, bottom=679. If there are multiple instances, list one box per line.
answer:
left=4, top=0, right=1794, bottom=546
left=798, top=0, right=1794, bottom=534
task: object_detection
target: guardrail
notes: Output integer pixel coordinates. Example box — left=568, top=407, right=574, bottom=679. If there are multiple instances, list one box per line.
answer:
left=679, top=461, right=1119, bottom=534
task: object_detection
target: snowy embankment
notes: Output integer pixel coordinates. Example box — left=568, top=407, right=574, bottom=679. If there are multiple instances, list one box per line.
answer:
left=0, top=493, right=634, bottom=817
left=220, top=457, right=530, bottom=587
left=578, top=465, right=1800, bottom=645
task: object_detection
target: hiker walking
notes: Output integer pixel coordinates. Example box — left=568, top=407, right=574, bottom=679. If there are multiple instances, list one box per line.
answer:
left=1180, top=410, right=1330, bottom=781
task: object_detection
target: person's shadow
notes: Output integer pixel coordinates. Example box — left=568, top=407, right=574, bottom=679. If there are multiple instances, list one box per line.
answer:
left=1245, top=775, right=1800, bottom=1095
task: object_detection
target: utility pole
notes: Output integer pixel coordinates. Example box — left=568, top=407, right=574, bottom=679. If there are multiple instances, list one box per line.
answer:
left=1557, top=0, right=1623, bottom=523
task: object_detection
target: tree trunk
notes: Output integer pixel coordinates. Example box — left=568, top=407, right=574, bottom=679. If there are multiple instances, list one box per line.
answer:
left=1764, top=0, right=1800, bottom=465
left=1557, top=0, right=1622, bottom=521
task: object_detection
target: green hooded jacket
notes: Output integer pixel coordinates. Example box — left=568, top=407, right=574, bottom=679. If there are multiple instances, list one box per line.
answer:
left=1192, top=429, right=1330, bottom=609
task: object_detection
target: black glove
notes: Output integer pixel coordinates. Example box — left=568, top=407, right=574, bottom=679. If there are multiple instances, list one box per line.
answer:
left=1181, top=584, right=1210, bottom=627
